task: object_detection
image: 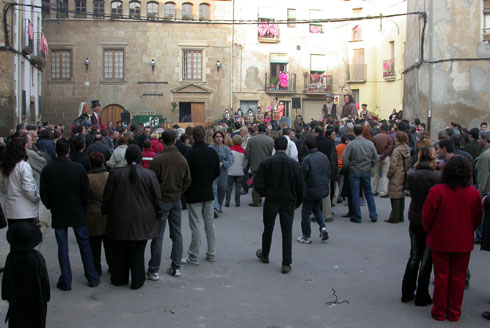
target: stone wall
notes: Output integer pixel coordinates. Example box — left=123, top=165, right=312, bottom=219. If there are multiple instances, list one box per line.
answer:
left=42, top=0, right=231, bottom=129
left=404, top=0, right=490, bottom=137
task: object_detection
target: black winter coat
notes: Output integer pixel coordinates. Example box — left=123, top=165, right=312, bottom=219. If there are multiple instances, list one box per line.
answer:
left=2, top=249, right=50, bottom=328
left=40, top=157, right=89, bottom=228
left=316, top=135, right=337, bottom=181
left=184, top=142, right=220, bottom=203
left=255, top=152, right=305, bottom=207
left=407, top=162, right=441, bottom=225
left=69, top=151, right=90, bottom=172
left=301, top=149, right=331, bottom=200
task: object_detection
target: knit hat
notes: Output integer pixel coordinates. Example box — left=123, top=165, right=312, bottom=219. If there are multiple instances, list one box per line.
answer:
left=7, top=222, right=42, bottom=251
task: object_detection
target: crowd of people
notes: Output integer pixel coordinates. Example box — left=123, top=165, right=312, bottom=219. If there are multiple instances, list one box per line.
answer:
left=0, top=96, right=489, bottom=326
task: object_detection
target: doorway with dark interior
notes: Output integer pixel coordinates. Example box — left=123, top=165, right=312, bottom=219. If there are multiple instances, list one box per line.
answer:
left=179, top=102, right=191, bottom=122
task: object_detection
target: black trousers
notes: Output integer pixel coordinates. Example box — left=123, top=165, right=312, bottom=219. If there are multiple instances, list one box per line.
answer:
left=107, top=239, right=147, bottom=290
left=401, top=223, right=432, bottom=302
left=261, top=200, right=294, bottom=265
left=89, top=235, right=110, bottom=276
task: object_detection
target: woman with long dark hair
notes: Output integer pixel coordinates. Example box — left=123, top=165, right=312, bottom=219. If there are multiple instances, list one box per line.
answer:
left=401, top=146, right=440, bottom=306
left=0, top=138, right=40, bottom=227
left=422, top=155, right=482, bottom=321
left=102, top=145, right=162, bottom=289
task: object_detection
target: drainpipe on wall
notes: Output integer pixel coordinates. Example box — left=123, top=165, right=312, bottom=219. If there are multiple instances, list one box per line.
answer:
left=427, top=0, right=433, bottom=138
left=230, top=0, right=234, bottom=110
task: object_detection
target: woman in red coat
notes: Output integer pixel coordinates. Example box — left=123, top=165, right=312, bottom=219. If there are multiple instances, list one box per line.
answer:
left=422, top=155, right=482, bottom=321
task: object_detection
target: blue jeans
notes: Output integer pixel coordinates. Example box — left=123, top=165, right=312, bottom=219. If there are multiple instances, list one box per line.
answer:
left=148, top=201, right=183, bottom=273
left=213, top=170, right=228, bottom=213
left=301, top=199, right=326, bottom=238
left=55, top=226, right=100, bottom=289
left=348, top=171, right=377, bottom=222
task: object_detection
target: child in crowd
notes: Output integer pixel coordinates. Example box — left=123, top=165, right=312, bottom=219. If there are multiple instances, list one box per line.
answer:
left=2, top=222, right=50, bottom=328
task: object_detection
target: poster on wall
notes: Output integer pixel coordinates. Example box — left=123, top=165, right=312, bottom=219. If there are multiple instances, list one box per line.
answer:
left=132, top=115, right=163, bottom=128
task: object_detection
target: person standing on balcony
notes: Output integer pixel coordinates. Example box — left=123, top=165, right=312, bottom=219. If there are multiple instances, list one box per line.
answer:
left=341, top=94, right=357, bottom=120
left=359, top=104, right=370, bottom=119
left=321, top=93, right=338, bottom=126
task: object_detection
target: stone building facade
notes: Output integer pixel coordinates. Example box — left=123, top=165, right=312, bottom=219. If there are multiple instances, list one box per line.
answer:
left=42, top=0, right=232, bottom=128
left=404, top=0, right=490, bottom=136
left=231, top=0, right=407, bottom=122
left=41, top=0, right=408, bottom=129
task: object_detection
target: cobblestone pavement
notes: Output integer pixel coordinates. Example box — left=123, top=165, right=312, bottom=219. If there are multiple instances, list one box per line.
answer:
left=0, top=194, right=488, bottom=327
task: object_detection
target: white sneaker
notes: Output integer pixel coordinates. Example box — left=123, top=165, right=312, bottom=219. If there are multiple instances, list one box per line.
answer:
left=146, top=271, right=159, bottom=281
left=297, top=236, right=312, bottom=244
left=166, top=267, right=181, bottom=277
left=181, top=257, right=200, bottom=266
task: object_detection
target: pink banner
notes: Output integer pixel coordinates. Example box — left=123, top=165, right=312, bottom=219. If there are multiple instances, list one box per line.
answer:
left=258, top=23, right=278, bottom=37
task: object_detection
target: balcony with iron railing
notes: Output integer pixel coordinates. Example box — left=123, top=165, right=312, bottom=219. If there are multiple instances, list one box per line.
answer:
left=347, top=64, right=367, bottom=82
left=258, top=21, right=279, bottom=43
left=383, top=59, right=396, bottom=81
left=264, top=72, right=296, bottom=94
left=305, top=73, right=333, bottom=94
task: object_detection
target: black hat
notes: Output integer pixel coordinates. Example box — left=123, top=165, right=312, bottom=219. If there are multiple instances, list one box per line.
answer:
left=7, top=222, right=42, bottom=251
left=362, top=104, right=367, bottom=107
left=91, top=100, right=100, bottom=108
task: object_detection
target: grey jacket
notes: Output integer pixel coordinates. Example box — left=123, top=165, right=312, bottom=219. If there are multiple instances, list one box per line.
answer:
left=245, top=133, right=274, bottom=172
left=27, top=149, right=47, bottom=188
left=342, top=136, right=378, bottom=173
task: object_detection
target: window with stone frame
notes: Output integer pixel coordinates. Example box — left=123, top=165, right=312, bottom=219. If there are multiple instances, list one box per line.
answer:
left=60, top=0, right=69, bottom=18
left=104, top=49, right=124, bottom=81
left=94, top=0, right=105, bottom=17
left=199, top=3, right=210, bottom=21
left=147, top=1, right=159, bottom=19
left=287, top=8, right=296, bottom=27
left=351, top=8, right=363, bottom=41
left=484, top=0, right=490, bottom=41
left=51, top=49, right=72, bottom=80
left=42, top=0, right=50, bottom=18
left=75, top=0, right=86, bottom=17
left=183, top=50, right=202, bottom=81
left=182, top=2, right=193, bottom=20
left=111, top=1, right=123, bottom=18
left=129, top=1, right=141, bottom=18
left=164, top=2, right=175, bottom=19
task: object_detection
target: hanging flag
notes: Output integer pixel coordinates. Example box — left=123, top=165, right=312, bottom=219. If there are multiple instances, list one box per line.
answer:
left=28, top=21, right=34, bottom=40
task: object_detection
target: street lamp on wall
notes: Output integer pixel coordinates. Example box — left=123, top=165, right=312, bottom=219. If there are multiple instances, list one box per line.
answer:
left=151, top=59, right=156, bottom=73
left=84, top=58, right=90, bottom=72
left=216, top=60, right=221, bottom=72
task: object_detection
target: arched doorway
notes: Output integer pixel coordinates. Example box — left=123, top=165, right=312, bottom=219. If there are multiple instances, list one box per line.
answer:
left=101, top=104, right=125, bottom=127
